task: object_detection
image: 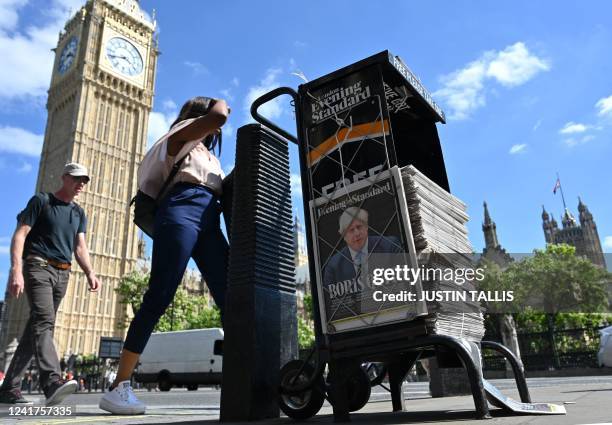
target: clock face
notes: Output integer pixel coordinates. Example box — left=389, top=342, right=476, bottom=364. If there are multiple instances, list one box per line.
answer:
left=105, top=36, right=144, bottom=77
left=58, top=36, right=78, bottom=75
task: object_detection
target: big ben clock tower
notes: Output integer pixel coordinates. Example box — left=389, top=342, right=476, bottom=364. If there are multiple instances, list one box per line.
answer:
left=0, top=0, right=158, bottom=358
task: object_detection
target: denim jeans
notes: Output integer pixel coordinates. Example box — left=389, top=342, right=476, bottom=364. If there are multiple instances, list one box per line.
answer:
left=124, top=183, right=229, bottom=354
left=0, top=258, right=69, bottom=392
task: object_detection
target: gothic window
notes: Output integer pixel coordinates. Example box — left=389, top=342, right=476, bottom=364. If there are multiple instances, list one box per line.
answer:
left=133, top=110, right=141, bottom=153
left=89, top=153, right=98, bottom=192
left=95, top=100, right=106, bottom=140
left=80, top=283, right=87, bottom=313
left=97, top=211, right=105, bottom=253
left=118, top=165, right=124, bottom=200
left=105, top=282, right=112, bottom=315
left=115, top=216, right=120, bottom=254
left=103, top=103, right=112, bottom=141
left=115, top=109, right=125, bottom=148
left=111, top=166, right=118, bottom=198
left=97, top=157, right=105, bottom=194
left=89, top=211, right=97, bottom=251
left=97, top=286, right=103, bottom=313
left=104, top=213, right=113, bottom=253
left=124, top=111, right=133, bottom=150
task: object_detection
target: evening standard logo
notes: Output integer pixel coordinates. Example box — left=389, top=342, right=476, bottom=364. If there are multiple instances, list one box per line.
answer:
left=311, top=82, right=372, bottom=122
left=315, top=181, right=391, bottom=218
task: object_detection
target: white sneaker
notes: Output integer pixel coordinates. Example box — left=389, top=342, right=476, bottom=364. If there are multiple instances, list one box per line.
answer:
left=99, top=381, right=145, bottom=415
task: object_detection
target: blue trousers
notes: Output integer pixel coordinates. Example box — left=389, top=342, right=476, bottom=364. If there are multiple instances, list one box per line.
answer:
left=124, top=183, right=229, bottom=354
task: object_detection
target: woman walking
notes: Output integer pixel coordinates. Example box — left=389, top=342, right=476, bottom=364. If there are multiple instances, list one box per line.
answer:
left=99, top=97, right=230, bottom=414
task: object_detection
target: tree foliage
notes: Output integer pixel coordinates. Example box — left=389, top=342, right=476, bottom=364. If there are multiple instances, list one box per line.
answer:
left=115, top=270, right=222, bottom=332
left=479, top=244, right=610, bottom=316
left=298, top=293, right=316, bottom=349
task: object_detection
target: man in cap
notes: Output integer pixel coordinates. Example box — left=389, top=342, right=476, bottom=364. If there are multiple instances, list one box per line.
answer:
left=0, top=163, right=100, bottom=406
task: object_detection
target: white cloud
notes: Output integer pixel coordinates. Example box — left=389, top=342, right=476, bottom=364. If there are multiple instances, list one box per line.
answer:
left=0, top=125, right=43, bottom=156
left=604, top=236, right=612, bottom=250
left=147, top=99, right=178, bottom=148
left=290, top=173, right=302, bottom=198
left=183, top=61, right=208, bottom=76
left=434, top=42, right=549, bottom=120
left=244, top=68, right=284, bottom=121
left=485, top=42, right=550, bottom=87
left=17, top=161, right=32, bottom=173
left=162, top=99, right=177, bottom=111
left=231, top=77, right=239, bottom=87
left=559, top=122, right=589, bottom=134
left=0, top=236, right=11, bottom=244
left=533, top=119, right=542, bottom=131
left=595, top=95, right=612, bottom=117
left=293, top=40, right=307, bottom=48
left=564, top=135, right=594, bottom=147
left=509, top=144, right=527, bottom=154
left=0, top=0, right=84, bottom=100
left=147, top=111, right=175, bottom=148
left=433, top=59, right=486, bottom=121
left=0, top=0, right=28, bottom=32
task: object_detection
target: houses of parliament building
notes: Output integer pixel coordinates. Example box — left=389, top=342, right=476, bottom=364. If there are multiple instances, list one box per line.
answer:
left=482, top=199, right=606, bottom=269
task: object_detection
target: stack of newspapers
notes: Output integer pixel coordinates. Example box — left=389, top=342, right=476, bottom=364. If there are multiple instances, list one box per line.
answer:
left=400, top=165, right=485, bottom=343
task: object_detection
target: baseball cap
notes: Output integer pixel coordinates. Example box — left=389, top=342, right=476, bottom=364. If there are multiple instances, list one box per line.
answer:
left=63, top=163, right=90, bottom=182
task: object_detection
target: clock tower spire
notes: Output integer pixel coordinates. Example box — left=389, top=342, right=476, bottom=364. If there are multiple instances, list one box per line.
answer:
left=0, top=0, right=158, bottom=358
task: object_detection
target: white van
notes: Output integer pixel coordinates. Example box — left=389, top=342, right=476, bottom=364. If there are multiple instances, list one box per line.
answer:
left=134, top=328, right=223, bottom=391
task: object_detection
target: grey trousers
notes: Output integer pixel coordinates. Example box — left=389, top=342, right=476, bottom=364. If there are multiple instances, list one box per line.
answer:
left=1, top=258, right=69, bottom=392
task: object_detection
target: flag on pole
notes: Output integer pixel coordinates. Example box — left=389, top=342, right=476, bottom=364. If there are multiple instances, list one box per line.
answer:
left=553, top=178, right=561, bottom=194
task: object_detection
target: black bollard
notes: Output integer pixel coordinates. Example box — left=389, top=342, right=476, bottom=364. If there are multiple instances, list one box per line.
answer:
left=220, top=124, right=298, bottom=421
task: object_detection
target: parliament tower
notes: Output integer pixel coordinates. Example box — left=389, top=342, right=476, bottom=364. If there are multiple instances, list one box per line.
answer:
left=542, top=198, right=606, bottom=268
left=0, top=0, right=157, bottom=358
left=481, top=202, right=513, bottom=267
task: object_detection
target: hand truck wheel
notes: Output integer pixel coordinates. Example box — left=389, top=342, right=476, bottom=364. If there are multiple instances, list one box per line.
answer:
left=327, top=365, right=371, bottom=412
left=279, top=360, right=325, bottom=420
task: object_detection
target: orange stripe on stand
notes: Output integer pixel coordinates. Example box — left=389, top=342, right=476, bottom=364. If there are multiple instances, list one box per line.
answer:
left=308, top=119, right=389, bottom=166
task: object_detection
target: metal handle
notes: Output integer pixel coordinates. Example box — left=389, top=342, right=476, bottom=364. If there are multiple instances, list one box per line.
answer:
left=250, top=86, right=299, bottom=144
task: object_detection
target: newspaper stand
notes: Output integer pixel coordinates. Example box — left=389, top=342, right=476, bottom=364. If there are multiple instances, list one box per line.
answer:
left=251, top=50, right=530, bottom=422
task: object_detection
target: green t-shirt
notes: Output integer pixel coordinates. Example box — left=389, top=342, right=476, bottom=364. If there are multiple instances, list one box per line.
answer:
left=18, top=193, right=87, bottom=264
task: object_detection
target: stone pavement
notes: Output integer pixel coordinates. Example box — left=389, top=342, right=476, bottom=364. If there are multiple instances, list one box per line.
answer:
left=1, top=378, right=611, bottom=425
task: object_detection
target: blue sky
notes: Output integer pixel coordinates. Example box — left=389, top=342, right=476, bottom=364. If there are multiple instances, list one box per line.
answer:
left=1, top=0, right=612, bottom=294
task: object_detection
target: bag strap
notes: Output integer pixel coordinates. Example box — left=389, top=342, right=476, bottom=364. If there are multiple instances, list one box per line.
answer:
left=155, top=134, right=211, bottom=201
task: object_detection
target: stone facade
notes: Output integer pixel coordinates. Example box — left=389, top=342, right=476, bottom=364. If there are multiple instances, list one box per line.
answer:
left=481, top=202, right=513, bottom=267
left=0, top=0, right=158, bottom=358
left=542, top=199, right=606, bottom=268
